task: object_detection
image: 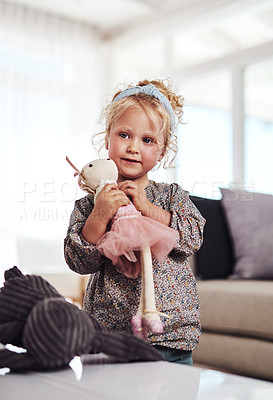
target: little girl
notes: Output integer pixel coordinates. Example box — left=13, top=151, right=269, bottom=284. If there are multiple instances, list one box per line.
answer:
left=64, top=79, right=205, bottom=366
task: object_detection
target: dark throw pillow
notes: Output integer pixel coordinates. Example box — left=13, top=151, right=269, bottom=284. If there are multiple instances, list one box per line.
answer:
left=190, top=195, right=234, bottom=280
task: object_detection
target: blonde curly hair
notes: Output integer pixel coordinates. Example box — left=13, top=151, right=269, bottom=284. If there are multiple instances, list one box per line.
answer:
left=93, top=78, right=184, bottom=168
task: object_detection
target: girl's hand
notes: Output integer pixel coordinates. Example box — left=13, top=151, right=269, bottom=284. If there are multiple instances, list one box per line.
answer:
left=94, top=183, right=130, bottom=224
left=118, top=180, right=150, bottom=214
left=119, top=180, right=171, bottom=226
left=82, top=183, right=130, bottom=245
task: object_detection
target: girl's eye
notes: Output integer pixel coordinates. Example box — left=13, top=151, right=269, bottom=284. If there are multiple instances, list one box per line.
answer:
left=119, top=132, right=129, bottom=139
left=143, top=137, right=155, bottom=144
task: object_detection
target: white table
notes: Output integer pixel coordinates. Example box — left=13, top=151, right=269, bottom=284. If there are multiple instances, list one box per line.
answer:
left=1, top=354, right=273, bottom=400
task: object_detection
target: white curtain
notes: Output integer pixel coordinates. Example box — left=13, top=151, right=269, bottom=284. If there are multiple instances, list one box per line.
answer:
left=0, top=2, right=104, bottom=282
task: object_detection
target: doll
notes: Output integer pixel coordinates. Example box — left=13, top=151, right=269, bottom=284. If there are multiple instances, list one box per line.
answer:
left=0, top=267, right=163, bottom=372
left=66, top=157, right=178, bottom=340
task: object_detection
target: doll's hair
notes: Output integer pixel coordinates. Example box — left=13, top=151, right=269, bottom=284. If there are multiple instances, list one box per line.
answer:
left=93, top=78, right=184, bottom=168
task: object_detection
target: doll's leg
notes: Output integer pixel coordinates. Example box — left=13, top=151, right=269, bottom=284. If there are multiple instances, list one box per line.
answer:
left=141, top=246, right=163, bottom=334
left=131, top=276, right=148, bottom=340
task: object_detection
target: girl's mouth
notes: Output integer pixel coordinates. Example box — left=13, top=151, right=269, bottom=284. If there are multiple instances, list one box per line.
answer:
left=122, top=158, right=140, bottom=164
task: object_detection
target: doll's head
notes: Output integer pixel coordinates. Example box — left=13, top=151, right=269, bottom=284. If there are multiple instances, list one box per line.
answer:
left=66, top=157, right=118, bottom=198
left=78, top=158, right=118, bottom=194
left=94, top=79, right=184, bottom=168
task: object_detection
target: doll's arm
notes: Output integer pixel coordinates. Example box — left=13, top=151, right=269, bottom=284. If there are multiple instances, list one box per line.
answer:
left=169, top=184, right=205, bottom=257
left=141, top=201, right=171, bottom=226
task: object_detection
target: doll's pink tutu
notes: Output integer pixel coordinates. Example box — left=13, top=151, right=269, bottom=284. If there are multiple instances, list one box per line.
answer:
left=96, top=203, right=178, bottom=278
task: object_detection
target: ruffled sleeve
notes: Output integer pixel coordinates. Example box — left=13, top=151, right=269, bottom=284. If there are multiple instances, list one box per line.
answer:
left=169, top=183, right=205, bottom=257
left=64, top=195, right=106, bottom=275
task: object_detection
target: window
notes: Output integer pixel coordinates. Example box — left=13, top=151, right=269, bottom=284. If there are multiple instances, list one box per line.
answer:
left=0, top=6, right=103, bottom=281
left=176, top=71, right=232, bottom=198
left=244, top=58, right=273, bottom=194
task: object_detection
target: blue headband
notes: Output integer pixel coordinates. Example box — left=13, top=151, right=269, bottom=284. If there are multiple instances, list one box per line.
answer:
left=112, top=83, right=176, bottom=133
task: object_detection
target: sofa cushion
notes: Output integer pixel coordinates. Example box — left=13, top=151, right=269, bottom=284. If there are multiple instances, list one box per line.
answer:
left=193, top=332, right=273, bottom=381
left=198, top=280, right=273, bottom=340
left=220, top=188, right=273, bottom=279
left=190, top=196, right=234, bottom=279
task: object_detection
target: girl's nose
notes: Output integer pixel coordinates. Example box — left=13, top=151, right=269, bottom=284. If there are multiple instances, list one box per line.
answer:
left=127, top=141, right=139, bottom=154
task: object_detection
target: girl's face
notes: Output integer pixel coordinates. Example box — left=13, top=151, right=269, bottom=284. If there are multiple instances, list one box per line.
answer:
left=106, top=107, right=164, bottom=184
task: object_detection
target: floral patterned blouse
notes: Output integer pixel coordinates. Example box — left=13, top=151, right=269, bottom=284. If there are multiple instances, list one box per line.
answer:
left=64, top=181, right=205, bottom=351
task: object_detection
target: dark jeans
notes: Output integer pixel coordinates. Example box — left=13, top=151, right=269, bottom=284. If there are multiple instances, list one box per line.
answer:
left=154, top=345, right=193, bottom=366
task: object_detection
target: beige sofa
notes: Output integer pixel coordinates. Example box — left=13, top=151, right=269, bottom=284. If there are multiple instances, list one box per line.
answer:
left=194, top=279, right=273, bottom=381
left=190, top=194, right=273, bottom=381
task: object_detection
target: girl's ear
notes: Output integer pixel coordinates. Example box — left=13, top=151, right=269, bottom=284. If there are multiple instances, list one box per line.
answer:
left=157, top=151, right=165, bottom=162
left=105, top=137, right=109, bottom=150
